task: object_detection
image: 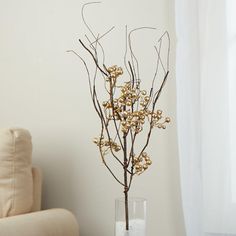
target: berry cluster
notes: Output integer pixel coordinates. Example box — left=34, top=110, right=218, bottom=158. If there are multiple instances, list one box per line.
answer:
left=106, top=65, right=123, bottom=84
left=133, top=152, right=152, bottom=175
left=93, top=137, right=121, bottom=153
left=93, top=65, right=170, bottom=175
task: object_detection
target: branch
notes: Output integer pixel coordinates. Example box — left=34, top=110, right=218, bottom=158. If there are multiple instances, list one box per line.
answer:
left=137, top=71, right=169, bottom=159
left=79, top=39, right=108, bottom=76
left=66, top=50, right=93, bottom=99
left=128, top=27, right=157, bottom=87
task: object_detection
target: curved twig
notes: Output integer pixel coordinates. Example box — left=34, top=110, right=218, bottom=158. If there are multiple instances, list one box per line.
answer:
left=79, top=39, right=108, bottom=76
left=128, top=27, right=156, bottom=86
left=124, top=25, right=132, bottom=81
left=66, top=50, right=93, bottom=99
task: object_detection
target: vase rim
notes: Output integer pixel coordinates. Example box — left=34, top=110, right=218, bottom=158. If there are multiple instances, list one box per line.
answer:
left=115, top=197, right=147, bottom=202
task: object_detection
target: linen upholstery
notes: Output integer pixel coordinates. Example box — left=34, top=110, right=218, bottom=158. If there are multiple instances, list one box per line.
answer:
left=0, top=209, right=79, bottom=236
left=0, top=128, right=33, bottom=217
left=0, top=127, right=79, bottom=235
left=31, top=167, right=42, bottom=212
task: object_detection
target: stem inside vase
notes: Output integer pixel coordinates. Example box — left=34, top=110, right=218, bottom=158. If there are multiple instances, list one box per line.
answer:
left=115, top=197, right=147, bottom=236
left=124, top=188, right=129, bottom=230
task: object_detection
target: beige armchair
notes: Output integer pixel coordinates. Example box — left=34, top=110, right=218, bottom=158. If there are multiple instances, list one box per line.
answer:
left=0, top=128, right=79, bottom=236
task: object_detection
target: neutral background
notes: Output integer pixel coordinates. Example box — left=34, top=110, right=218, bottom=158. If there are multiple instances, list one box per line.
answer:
left=0, top=0, right=185, bottom=236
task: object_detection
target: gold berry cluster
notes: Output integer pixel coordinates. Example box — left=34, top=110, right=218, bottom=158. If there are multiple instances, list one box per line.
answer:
left=93, top=65, right=170, bottom=173
left=93, top=137, right=121, bottom=153
left=119, top=82, right=139, bottom=107
left=106, top=65, right=123, bottom=84
left=150, top=110, right=171, bottom=129
left=133, top=152, right=152, bottom=175
left=102, top=76, right=170, bottom=133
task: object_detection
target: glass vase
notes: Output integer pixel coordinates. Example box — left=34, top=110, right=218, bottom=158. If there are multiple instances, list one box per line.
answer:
left=115, top=197, right=147, bottom=236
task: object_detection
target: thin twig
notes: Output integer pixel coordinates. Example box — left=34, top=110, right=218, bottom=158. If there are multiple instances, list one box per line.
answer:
left=90, top=26, right=115, bottom=45
left=66, top=50, right=93, bottom=97
left=79, top=39, right=108, bottom=76
left=128, top=27, right=156, bottom=86
left=124, top=25, right=132, bottom=81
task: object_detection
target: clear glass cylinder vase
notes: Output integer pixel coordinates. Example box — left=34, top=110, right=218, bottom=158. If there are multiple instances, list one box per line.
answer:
left=115, top=197, right=147, bottom=236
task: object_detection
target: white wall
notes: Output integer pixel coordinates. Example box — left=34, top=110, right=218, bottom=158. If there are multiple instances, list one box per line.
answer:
left=0, top=0, right=185, bottom=236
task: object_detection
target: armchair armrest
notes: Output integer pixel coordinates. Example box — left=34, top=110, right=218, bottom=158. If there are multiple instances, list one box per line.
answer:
left=0, top=209, right=79, bottom=236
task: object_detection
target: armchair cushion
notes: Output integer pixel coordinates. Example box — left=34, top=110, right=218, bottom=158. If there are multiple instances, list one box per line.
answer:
left=0, top=128, right=33, bottom=217
left=0, top=209, right=79, bottom=236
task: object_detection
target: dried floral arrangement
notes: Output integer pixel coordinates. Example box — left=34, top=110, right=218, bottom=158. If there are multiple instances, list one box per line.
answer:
left=68, top=2, right=170, bottom=231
